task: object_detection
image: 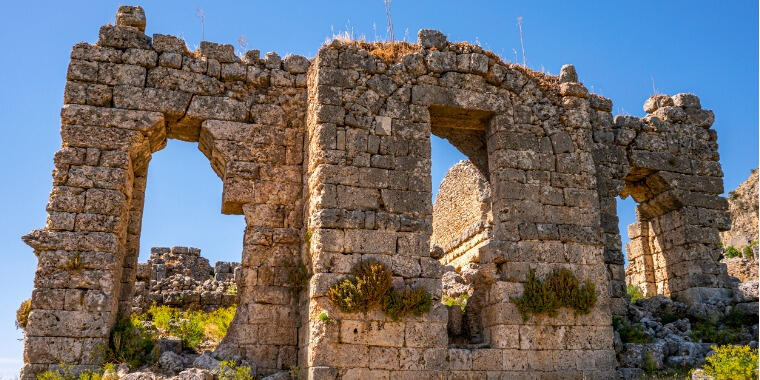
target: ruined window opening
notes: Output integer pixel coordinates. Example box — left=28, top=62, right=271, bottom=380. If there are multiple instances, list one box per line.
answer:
left=619, top=170, right=680, bottom=299
left=130, top=139, right=244, bottom=351
left=429, top=105, right=493, bottom=347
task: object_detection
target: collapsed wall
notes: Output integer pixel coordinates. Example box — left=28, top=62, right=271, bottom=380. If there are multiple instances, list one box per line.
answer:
left=131, top=246, right=239, bottom=314
left=19, top=5, right=735, bottom=379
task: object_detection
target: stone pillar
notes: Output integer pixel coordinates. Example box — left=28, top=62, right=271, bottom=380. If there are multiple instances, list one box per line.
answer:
left=303, top=42, right=448, bottom=379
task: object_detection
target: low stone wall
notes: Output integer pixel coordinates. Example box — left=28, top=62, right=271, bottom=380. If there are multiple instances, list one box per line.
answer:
left=132, top=246, right=239, bottom=313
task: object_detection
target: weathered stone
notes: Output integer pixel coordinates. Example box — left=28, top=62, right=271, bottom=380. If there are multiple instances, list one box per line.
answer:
left=199, top=41, right=237, bottom=63
left=558, top=64, right=578, bottom=83
left=418, top=29, right=447, bottom=49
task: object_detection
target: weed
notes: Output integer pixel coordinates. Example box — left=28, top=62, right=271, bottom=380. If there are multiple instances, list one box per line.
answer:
left=724, top=246, right=741, bottom=259
left=383, top=286, right=432, bottom=321
left=288, top=365, right=301, bottom=380
left=317, top=312, right=333, bottom=324
left=225, top=284, right=238, bottom=295
left=286, top=260, right=310, bottom=297
left=442, top=294, right=469, bottom=311
left=626, top=284, right=645, bottom=303
left=218, top=360, right=252, bottom=380
left=304, top=229, right=312, bottom=245
left=328, top=260, right=392, bottom=313
left=327, top=260, right=431, bottom=320
left=702, top=345, right=758, bottom=380
left=510, top=269, right=597, bottom=321
left=64, top=252, right=84, bottom=272
left=103, top=316, right=157, bottom=369
left=643, top=352, right=657, bottom=374
left=16, top=298, right=31, bottom=330
left=613, top=316, right=653, bottom=344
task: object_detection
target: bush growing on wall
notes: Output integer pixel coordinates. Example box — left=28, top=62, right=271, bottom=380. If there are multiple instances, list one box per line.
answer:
left=328, top=260, right=431, bottom=320
left=510, top=268, right=597, bottom=321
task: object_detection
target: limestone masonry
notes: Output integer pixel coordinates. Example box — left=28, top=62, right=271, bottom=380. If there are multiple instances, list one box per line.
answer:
left=20, top=5, right=739, bottom=379
left=131, top=246, right=239, bottom=314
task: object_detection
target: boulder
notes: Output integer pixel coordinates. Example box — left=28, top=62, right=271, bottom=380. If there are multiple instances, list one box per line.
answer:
left=159, top=351, right=185, bottom=374
left=178, top=368, right=214, bottom=380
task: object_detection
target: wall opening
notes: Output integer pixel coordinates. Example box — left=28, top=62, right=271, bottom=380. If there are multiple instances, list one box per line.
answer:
left=429, top=105, right=493, bottom=347
left=129, top=139, right=245, bottom=352
left=620, top=170, right=682, bottom=298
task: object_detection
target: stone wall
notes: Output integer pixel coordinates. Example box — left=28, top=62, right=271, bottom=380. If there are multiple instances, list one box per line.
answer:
left=131, top=246, right=239, bottom=314
left=608, top=94, right=733, bottom=304
left=432, top=160, right=492, bottom=270
left=19, top=5, right=734, bottom=379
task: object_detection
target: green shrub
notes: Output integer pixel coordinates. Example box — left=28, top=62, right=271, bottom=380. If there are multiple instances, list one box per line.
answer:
left=328, top=260, right=392, bottom=313
left=442, top=294, right=469, bottom=311
left=626, top=284, right=645, bottom=303
left=218, top=360, right=252, bottom=380
left=16, top=298, right=31, bottom=330
left=146, top=304, right=175, bottom=331
left=724, top=246, right=741, bottom=259
left=327, top=260, right=431, bottom=320
left=172, top=315, right=205, bottom=349
left=382, top=286, right=432, bottom=321
left=723, top=308, right=755, bottom=329
left=225, top=284, right=237, bottom=295
left=510, top=269, right=597, bottom=321
left=690, top=319, right=737, bottom=345
left=104, top=316, right=157, bottom=369
left=702, top=345, right=759, bottom=380
left=613, top=316, right=653, bottom=344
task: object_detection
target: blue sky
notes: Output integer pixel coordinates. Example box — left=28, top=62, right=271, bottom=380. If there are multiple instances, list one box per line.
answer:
left=0, top=1, right=756, bottom=376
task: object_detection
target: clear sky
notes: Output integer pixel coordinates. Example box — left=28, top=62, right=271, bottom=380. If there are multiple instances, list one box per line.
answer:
left=0, top=1, right=756, bottom=377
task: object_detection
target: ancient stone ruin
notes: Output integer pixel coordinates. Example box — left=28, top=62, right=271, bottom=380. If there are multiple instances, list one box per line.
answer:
left=20, top=5, right=737, bottom=378
left=131, top=246, right=239, bottom=314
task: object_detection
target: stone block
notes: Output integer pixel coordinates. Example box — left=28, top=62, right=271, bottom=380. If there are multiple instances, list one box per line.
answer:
left=339, top=320, right=404, bottom=347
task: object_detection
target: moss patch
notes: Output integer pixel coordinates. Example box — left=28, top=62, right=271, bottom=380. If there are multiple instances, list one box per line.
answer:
left=510, top=268, right=597, bottom=321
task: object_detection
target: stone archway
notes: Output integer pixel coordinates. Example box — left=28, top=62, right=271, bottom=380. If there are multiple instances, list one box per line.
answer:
left=21, top=9, right=309, bottom=375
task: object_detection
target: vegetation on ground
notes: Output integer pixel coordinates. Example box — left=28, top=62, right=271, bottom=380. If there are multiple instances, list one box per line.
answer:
left=613, top=316, right=653, bottom=344
left=142, top=304, right=236, bottom=350
left=510, top=269, right=597, bottom=321
left=701, top=345, right=758, bottom=380
left=218, top=360, right=252, bottom=380
left=327, top=260, right=431, bottom=320
left=103, top=316, right=158, bottom=369
left=36, top=363, right=117, bottom=380
left=101, top=304, right=236, bottom=369
left=627, top=284, right=645, bottom=303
